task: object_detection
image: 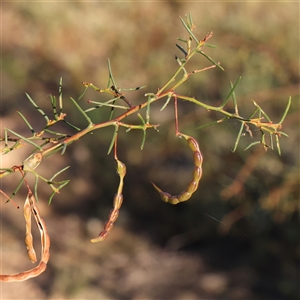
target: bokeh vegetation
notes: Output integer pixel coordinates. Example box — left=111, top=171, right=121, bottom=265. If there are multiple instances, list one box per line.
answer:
left=1, top=2, right=299, bottom=299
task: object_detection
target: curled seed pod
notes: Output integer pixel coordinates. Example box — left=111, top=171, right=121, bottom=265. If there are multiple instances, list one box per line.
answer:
left=23, top=152, right=43, bottom=172
left=0, top=192, right=50, bottom=282
left=91, top=159, right=126, bottom=243
left=152, top=134, right=203, bottom=205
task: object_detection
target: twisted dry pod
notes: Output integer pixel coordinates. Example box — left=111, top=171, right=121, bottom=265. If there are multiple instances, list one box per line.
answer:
left=24, top=196, right=37, bottom=263
left=152, top=134, right=203, bottom=205
left=91, top=159, right=126, bottom=242
left=0, top=192, right=50, bottom=282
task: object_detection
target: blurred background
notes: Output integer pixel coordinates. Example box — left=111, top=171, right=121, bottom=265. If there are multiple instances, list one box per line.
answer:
left=1, top=1, right=299, bottom=299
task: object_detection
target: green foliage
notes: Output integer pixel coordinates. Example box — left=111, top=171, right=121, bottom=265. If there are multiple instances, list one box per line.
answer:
left=1, top=14, right=290, bottom=195
left=0, top=13, right=292, bottom=281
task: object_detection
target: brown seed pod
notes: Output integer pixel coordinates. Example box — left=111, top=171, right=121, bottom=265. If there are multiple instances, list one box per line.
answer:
left=91, top=159, right=126, bottom=243
left=0, top=192, right=50, bottom=282
left=152, top=134, right=203, bottom=205
left=24, top=197, right=37, bottom=263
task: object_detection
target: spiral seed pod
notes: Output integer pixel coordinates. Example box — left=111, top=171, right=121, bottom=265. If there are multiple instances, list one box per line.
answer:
left=152, top=134, right=203, bottom=205
left=91, top=159, right=126, bottom=243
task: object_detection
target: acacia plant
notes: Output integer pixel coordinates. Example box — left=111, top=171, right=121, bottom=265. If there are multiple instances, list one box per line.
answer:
left=0, top=14, right=290, bottom=281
